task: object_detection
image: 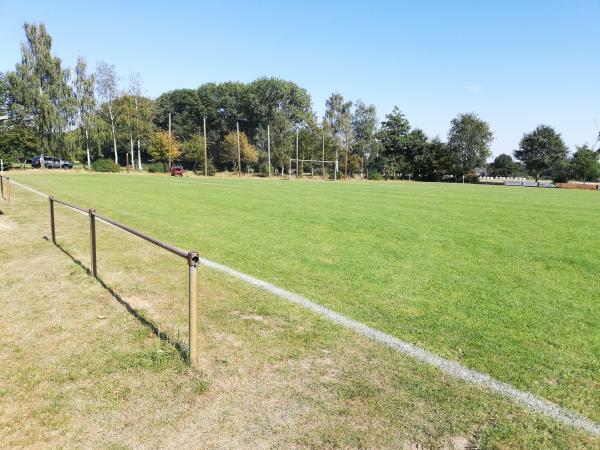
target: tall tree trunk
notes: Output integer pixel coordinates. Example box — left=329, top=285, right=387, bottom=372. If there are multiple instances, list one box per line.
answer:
left=130, top=131, right=134, bottom=170
left=344, top=141, right=348, bottom=179
left=108, top=102, right=118, bottom=164
left=360, top=156, right=364, bottom=179
left=85, top=128, right=91, bottom=170
left=137, top=138, right=142, bottom=170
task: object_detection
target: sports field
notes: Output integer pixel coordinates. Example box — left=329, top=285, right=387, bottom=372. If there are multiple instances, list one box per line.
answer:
left=5, top=173, right=600, bottom=436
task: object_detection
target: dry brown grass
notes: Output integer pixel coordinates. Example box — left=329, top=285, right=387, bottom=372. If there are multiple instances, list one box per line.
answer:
left=0, top=188, right=598, bottom=449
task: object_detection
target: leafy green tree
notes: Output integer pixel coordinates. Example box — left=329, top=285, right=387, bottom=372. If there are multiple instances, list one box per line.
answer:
left=154, top=79, right=313, bottom=172
left=0, top=124, right=38, bottom=167
left=221, top=130, right=258, bottom=173
left=6, top=22, right=75, bottom=155
left=488, top=153, right=519, bottom=177
left=74, top=57, right=95, bottom=169
left=155, top=88, right=203, bottom=140
left=96, top=61, right=120, bottom=164
left=404, top=129, right=429, bottom=179
left=128, top=74, right=154, bottom=170
left=447, top=113, right=493, bottom=182
left=548, top=159, right=571, bottom=183
left=182, top=133, right=208, bottom=172
left=325, top=92, right=352, bottom=177
left=246, top=77, right=312, bottom=132
left=514, top=125, right=567, bottom=181
left=571, top=145, right=600, bottom=182
left=425, top=137, right=452, bottom=180
left=148, top=130, right=181, bottom=164
left=114, top=92, right=148, bottom=168
left=377, top=107, right=412, bottom=179
left=351, top=100, right=378, bottom=178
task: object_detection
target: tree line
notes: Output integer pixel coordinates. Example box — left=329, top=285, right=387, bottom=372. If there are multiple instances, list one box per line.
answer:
left=1, top=22, right=598, bottom=182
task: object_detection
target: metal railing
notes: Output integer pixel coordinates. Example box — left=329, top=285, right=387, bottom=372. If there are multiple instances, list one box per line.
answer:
left=2, top=175, right=200, bottom=367
left=0, top=175, right=11, bottom=201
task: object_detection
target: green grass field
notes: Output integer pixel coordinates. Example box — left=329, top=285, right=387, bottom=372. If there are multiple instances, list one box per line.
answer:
left=9, top=172, right=600, bottom=424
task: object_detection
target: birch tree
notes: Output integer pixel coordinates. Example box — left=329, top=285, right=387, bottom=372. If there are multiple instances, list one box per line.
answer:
left=352, top=100, right=378, bottom=178
left=127, top=74, right=155, bottom=170
left=324, top=92, right=352, bottom=178
left=128, top=74, right=141, bottom=169
left=74, top=57, right=95, bottom=170
left=115, top=93, right=136, bottom=169
left=7, top=22, right=75, bottom=155
left=96, top=61, right=119, bottom=164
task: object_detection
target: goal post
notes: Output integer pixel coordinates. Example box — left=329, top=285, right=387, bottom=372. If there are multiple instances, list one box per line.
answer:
left=289, top=158, right=338, bottom=180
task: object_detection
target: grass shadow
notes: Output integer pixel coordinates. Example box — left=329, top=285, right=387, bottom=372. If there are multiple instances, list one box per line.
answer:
left=45, top=236, right=190, bottom=364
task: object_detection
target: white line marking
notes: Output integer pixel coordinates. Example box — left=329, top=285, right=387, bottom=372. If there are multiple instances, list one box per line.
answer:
left=198, top=257, right=600, bottom=436
left=8, top=178, right=600, bottom=435
left=7, top=178, right=49, bottom=199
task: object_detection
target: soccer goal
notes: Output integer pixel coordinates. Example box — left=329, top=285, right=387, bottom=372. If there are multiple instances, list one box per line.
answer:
left=289, top=158, right=339, bottom=180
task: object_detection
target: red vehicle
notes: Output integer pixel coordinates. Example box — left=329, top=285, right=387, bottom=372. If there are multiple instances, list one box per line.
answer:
left=170, top=163, right=184, bottom=177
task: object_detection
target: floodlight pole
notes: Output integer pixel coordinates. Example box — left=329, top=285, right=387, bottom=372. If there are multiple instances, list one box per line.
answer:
left=168, top=112, right=172, bottom=170
left=296, top=128, right=299, bottom=178
left=203, top=117, right=208, bottom=176
left=267, top=124, right=271, bottom=178
left=236, top=122, right=241, bottom=177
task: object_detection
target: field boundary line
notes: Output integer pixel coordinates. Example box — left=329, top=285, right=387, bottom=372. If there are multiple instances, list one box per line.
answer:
left=198, top=257, right=600, bottom=436
left=7, top=177, right=600, bottom=435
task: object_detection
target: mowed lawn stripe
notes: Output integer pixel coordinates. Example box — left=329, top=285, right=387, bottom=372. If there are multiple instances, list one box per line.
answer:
left=11, top=173, right=600, bottom=422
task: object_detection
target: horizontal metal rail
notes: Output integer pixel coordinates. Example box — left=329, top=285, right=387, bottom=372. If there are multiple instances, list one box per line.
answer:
left=2, top=176, right=201, bottom=367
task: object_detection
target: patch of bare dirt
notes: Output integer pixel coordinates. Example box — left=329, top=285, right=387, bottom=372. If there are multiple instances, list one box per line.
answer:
left=0, top=215, right=17, bottom=232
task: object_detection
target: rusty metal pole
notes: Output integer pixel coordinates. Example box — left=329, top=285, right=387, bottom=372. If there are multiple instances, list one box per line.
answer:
left=187, top=251, right=200, bottom=368
left=89, top=209, right=97, bottom=277
left=0, top=175, right=4, bottom=200
left=49, top=196, right=56, bottom=244
left=6, top=177, right=10, bottom=202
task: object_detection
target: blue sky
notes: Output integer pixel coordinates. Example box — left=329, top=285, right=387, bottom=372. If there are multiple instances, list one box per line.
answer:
left=1, top=0, right=599, bottom=156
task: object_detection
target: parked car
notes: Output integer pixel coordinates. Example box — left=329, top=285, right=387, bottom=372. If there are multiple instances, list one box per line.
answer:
left=170, top=163, right=184, bottom=177
left=31, top=155, right=51, bottom=168
left=31, top=155, right=73, bottom=169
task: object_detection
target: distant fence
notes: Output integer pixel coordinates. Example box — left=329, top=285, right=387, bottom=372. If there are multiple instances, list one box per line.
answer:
left=0, top=174, right=201, bottom=368
left=555, top=182, right=599, bottom=191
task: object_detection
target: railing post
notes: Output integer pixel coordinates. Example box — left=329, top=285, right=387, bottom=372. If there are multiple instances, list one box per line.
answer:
left=187, top=251, right=200, bottom=368
left=49, top=196, right=56, bottom=244
left=89, top=208, right=97, bottom=277
left=0, top=175, right=4, bottom=200
left=5, top=177, right=10, bottom=202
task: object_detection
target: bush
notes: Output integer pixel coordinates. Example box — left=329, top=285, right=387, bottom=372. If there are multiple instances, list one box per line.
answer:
left=147, top=162, right=166, bottom=173
left=92, top=159, right=120, bottom=173
left=550, top=160, right=570, bottom=183
left=193, top=158, right=217, bottom=176
left=463, top=173, right=480, bottom=183
left=368, top=169, right=383, bottom=180
left=0, top=160, right=13, bottom=171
